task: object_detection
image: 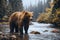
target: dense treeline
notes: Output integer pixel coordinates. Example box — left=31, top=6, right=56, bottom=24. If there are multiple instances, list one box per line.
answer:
left=0, top=0, right=51, bottom=21
left=25, top=0, right=51, bottom=21
left=0, top=0, right=7, bottom=20
left=0, top=0, right=23, bottom=21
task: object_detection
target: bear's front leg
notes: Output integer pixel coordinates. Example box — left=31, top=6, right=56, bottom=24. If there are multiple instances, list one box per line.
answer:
left=24, top=23, right=29, bottom=34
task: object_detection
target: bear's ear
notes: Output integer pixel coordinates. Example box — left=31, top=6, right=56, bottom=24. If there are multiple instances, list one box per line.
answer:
left=25, top=12, right=28, bottom=15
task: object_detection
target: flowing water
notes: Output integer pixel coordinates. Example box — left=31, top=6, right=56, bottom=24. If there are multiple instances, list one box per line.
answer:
left=0, top=22, right=60, bottom=40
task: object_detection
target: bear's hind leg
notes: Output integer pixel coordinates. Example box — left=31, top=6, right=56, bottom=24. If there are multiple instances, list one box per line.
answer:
left=20, top=24, right=23, bottom=35
left=15, top=24, right=18, bottom=33
left=10, top=23, right=15, bottom=34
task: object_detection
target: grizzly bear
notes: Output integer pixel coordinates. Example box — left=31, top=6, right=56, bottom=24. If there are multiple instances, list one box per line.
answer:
left=9, top=11, right=33, bottom=34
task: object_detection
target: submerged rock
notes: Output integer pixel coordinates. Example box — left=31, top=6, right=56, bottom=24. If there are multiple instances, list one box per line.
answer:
left=30, top=31, right=40, bottom=34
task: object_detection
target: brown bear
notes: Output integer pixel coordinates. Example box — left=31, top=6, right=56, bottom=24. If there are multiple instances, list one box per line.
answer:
left=9, top=11, right=33, bottom=34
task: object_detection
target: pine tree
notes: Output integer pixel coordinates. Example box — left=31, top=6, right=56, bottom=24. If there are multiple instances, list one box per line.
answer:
left=0, top=0, right=7, bottom=20
left=0, top=0, right=23, bottom=20
left=9, top=0, right=23, bottom=13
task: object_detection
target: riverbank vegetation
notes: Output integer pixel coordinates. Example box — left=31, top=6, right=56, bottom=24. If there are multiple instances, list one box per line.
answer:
left=36, top=0, right=60, bottom=26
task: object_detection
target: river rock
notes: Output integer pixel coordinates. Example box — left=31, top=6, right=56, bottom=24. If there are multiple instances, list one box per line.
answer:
left=51, top=29, right=60, bottom=33
left=10, top=35, right=16, bottom=38
left=30, top=31, right=40, bottom=34
left=9, top=35, right=17, bottom=40
left=0, top=34, right=8, bottom=40
left=43, top=30, right=48, bottom=32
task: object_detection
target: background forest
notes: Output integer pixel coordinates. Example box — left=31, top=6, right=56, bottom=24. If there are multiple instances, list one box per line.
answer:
left=0, top=0, right=60, bottom=26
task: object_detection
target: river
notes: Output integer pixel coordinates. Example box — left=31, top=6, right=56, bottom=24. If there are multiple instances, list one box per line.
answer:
left=0, top=22, right=60, bottom=40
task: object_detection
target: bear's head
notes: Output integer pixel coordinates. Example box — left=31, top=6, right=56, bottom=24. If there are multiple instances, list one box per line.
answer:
left=24, top=11, right=33, bottom=21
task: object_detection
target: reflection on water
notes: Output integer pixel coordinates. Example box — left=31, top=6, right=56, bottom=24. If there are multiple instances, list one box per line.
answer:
left=23, top=34, right=29, bottom=40
left=0, top=22, right=60, bottom=40
left=9, top=34, right=29, bottom=40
